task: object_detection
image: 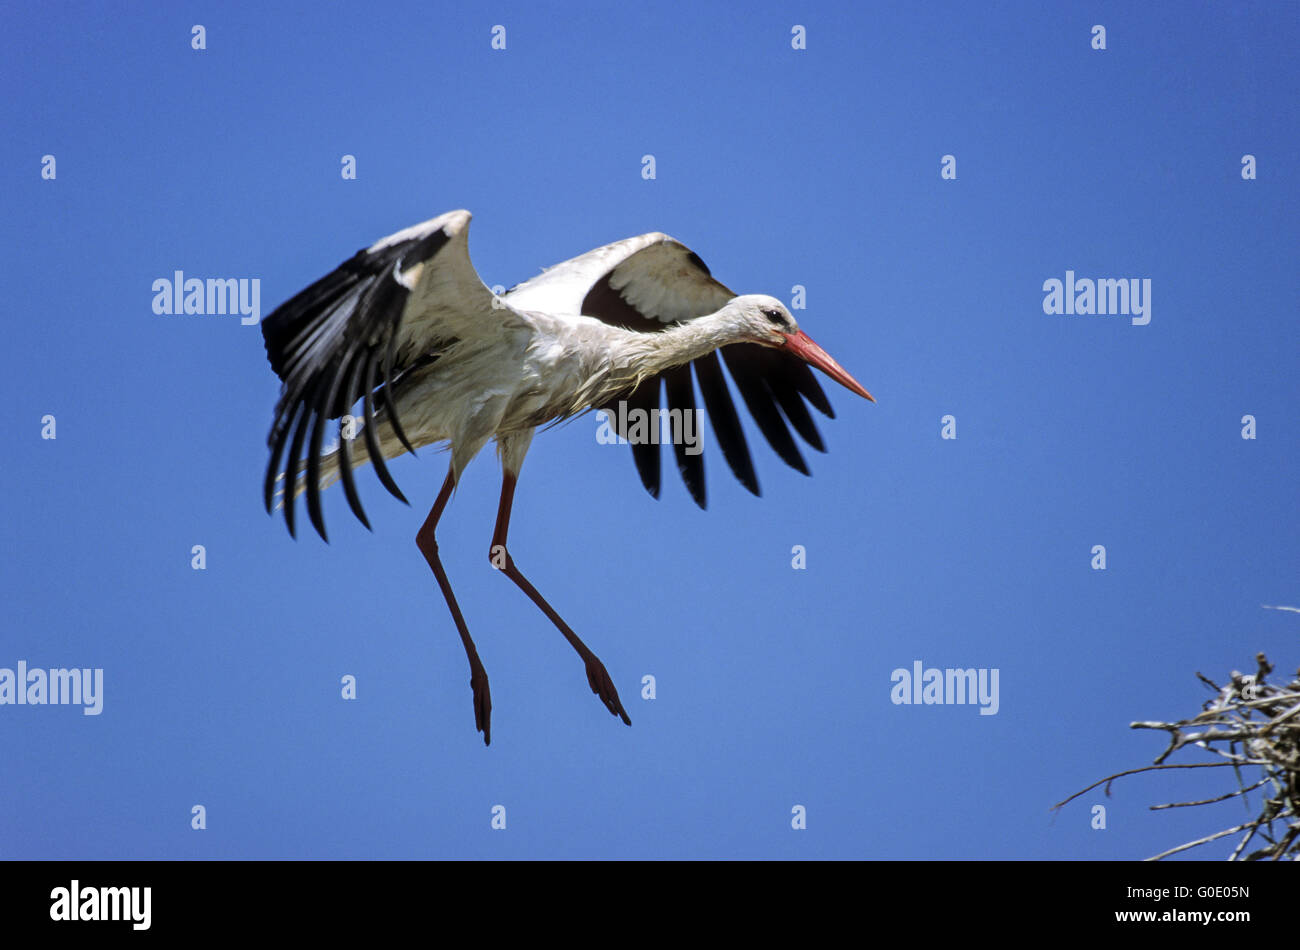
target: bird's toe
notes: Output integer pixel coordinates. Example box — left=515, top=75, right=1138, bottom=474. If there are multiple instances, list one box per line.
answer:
left=584, top=659, right=631, bottom=725
left=470, top=670, right=492, bottom=745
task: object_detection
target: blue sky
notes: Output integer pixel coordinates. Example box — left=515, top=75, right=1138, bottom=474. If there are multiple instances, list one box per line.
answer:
left=2, top=1, right=1297, bottom=859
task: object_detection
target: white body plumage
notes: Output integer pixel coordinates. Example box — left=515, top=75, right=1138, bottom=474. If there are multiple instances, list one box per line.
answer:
left=260, top=209, right=873, bottom=744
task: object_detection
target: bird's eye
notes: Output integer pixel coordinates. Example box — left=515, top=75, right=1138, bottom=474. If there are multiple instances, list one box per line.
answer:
left=762, top=308, right=784, bottom=326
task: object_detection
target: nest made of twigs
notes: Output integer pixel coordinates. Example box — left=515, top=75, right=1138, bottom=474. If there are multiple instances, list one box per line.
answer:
left=1056, top=640, right=1300, bottom=861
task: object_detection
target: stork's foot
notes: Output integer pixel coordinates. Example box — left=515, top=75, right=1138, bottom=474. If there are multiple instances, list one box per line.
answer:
left=584, top=657, right=631, bottom=726
left=470, top=665, right=492, bottom=745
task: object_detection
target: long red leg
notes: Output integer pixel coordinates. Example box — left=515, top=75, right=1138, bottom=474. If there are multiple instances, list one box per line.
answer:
left=416, top=467, right=492, bottom=745
left=490, top=472, right=631, bottom=726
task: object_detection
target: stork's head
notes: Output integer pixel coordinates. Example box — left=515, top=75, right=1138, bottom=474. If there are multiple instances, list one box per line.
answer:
left=730, top=294, right=875, bottom=402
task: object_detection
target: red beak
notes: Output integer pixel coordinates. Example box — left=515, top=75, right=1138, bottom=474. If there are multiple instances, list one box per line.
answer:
left=781, top=330, right=875, bottom=402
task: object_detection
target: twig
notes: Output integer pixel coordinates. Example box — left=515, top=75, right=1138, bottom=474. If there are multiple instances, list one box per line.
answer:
left=1270, top=826, right=1299, bottom=860
left=1146, top=820, right=1264, bottom=861
left=1051, top=762, right=1258, bottom=812
left=1230, top=822, right=1261, bottom=861
left=1150, top=777, right=1269, bottom=810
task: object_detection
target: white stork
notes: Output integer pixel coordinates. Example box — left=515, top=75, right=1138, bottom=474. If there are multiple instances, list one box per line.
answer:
left=261, top=210, right=873, bottom=744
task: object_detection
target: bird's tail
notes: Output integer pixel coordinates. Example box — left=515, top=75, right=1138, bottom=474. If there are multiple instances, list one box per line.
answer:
left=271, top=418, right=414, bottom=508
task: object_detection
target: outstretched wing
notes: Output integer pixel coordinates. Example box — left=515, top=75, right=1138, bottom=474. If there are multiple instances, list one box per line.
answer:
left=261, top=209, right=514, bottom=540
left=504, top=234, right=833, bottom=508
